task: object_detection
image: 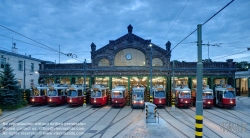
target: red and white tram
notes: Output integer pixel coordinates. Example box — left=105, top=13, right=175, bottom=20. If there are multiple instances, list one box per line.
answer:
left=173, top=85, right=191, bottom=107
left=67, top=85, right=87, bottom=106
left=30, top=84, right=49, bottom=105
left=90, top=84, right=109, bottom=107
left=153, top=85, right=166, bottom=107
left=47, top=84, right=68, bottom=106
left=192, top=85, right=214, bottom=108
left=214, top=84, right=236, bottom=108
left=111, top=85, right=128, bottom=107
left=131, top=85, right=145, bottom=109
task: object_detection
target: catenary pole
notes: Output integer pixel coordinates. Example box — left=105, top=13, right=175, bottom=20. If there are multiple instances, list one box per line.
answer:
left=195, top=24, right=203, bottom=138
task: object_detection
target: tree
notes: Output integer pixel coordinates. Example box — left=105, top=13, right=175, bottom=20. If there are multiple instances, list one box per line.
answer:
left=0, top=63, right=26, bottom=110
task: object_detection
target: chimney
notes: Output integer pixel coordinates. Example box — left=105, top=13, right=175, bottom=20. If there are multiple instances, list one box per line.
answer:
left=12, top=43, right=18, bottom=53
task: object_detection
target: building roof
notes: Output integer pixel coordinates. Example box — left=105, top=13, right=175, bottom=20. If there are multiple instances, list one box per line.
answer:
left=0, top=49, right=53, bottom=63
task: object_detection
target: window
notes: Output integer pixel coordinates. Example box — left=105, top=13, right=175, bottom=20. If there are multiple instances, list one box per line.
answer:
left=1, top=57, right=6, bottom=68
left=18, top=60, right=23, bottom=71
left=31, top=63, right=34, bottom=72
left=18, top=79, right=22, bottom=88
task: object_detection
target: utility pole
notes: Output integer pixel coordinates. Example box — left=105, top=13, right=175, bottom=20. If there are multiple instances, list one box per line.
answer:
left=171, top=60, right=175, bottom=110
left=195, top=24, right=203, bottom=138
left=59, top=45, right=60, bottom=64
left=84, top=59, right=86, bottom=93
left=149, top=44, right=153, bottom=103
left=202, top=41, right=222, bottom=60
left=23, top=60, right=26, bottom=90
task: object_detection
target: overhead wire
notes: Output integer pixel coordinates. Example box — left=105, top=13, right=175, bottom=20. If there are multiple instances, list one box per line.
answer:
left=160, top=0, right=235, bottom=60
left=161, top=0, right=189, bottom=46
left=212, top=49, right=250, bottom=61
left=0, top=25, right=84, bottom=62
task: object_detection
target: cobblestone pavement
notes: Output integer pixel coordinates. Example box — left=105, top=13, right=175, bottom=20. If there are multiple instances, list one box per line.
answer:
left=0, top=96, right=249, bottom=138
left=124, top=119, right=179, bottom=138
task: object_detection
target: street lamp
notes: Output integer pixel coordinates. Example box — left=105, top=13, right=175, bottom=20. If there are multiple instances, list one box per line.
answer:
left=149, top=44, right=153, bottom=103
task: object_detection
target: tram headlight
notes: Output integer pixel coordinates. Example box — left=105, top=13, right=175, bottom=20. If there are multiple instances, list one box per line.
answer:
left=70, top=100, right=72, bottom=102
left=140, top=100, right=144, bottom=104
left=208, top=101, right=210, bottom=104
left=49, top=98, right=52, bottom=102
left=32, top=98, right=34, bottom=102
left=133, top=101, right=136, bottom=104
left=159, top=100, right=161, bottom=103
left=185, top=101, right=187, bottom=103
left=94, top=100, right=96, bottom=103
left=116, top=101, right=117, bottom=103
left=230, top=101, right=233, bottom=104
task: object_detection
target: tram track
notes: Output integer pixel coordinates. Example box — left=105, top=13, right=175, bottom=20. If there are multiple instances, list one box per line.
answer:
left=190, top=107, right=244, bottom=138
left=8, top=105, right=74, bottom=138
left=79, top=107, right=113, bottom=137
left=111, top=109, right=144, bottom=138
left=90, top=108, right=134, bottom=138
left=0, top=105, right=48, bottom=123
left=57, top=106, right=102, bottom=138
left=158, top=110, right=189, bottom=138
left=31, top=106, right=86, bottom=138
left=163, top=108, right=210, bottom=138
left=0, top=105, right=58, bottom=134
left=236, top=97, right=250, bottom=116
left=211, top=107, right=250, bottom=124
left=179, top=108, right=222, bottom=138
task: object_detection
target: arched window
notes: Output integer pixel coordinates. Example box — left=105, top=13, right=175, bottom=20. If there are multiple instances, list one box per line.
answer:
left=152, top=58, right=163, bottom=66
left=114, top=48, right=145, bottom=66
left=98, top=59, right=109, bottom=66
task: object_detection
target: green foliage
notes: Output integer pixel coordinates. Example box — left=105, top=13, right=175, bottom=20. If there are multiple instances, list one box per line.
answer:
left=0, top=63, right=27, bottom=110
left=236, top=61, right=249, bottom=71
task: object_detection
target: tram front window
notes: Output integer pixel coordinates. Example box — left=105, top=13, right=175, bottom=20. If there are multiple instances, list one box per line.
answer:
left=48, top=90, right=57, bottom=96
left=132, top=91, right=144, bottom=100
left=155, top=91, right=165, bottom=98
left=31, top=89, right=40, bottom=96
left=92, top=91, right=101, bottom=97
left=112, top=91, right=122, bottom=98
left=224, top=91, right=235, bottom=98
left=203, top=92, right=213, bottom=99
left=179, top=91, right=191, bottom=98
left=68, top=90, right=77, bottom=97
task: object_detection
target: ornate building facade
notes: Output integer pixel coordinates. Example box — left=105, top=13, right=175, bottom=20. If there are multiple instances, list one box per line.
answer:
left=39, top=25, right=239, bottom=99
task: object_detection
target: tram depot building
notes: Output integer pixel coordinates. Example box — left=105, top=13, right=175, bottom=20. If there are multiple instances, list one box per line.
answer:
left=38, top=25, right=250, bottom=105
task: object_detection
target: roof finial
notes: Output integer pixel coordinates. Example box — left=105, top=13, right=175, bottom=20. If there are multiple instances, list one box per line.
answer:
left=127, top=24, right=133, bottom=33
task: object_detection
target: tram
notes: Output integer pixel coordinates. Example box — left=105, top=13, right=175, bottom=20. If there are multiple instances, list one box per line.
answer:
left=67, top=85, right=87, bottom=106
left=173, top=85, right=191, bottom=107
left=30, top=84, right=49, bottom=105
left=111, top=85, right=128, bottom=107
left=214, top=83, right=236, bottom=108
left=153, top=85, right=166, bottom=107
left=131, top=85, right=145, bottom=109
left=90, top=84, right=109, bottom=106
left=47, top=84, right=68, bottom=106
left=192, top=85, right=214, bottom=108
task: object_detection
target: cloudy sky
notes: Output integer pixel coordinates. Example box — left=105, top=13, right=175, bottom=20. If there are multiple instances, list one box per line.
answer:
left=0, top=0, right=249, bottom=63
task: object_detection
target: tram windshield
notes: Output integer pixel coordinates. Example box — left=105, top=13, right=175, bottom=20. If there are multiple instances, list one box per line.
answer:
left=132, top=90, right=144, bottom=100
left=179, top=91, right=191, bottom=98
left=31, top=89, right=39, bottom=96
left=112, top=91, right=123, bottom=98
left=203, top=92, right=213, bottom=99
left=67, top=90, right=77, bottom=97
left=48, top=90, right=57, bottom=96
left=154, top=91, right=165, bottom=98
left=223, top=91, right=235, bottom=98
left=92, top=90, right=102, bottom=97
